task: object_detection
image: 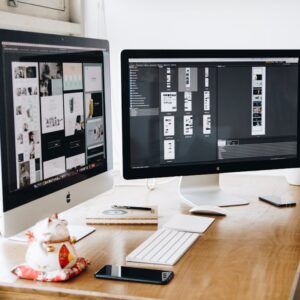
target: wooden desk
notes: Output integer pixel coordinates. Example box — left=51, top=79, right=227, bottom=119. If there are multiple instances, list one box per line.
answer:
left=0, top=174, right=299, bottom=300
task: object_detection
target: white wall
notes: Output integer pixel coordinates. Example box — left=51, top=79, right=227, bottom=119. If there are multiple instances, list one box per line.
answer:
left=83, top=0, right=107, bottom=38
left=104, top=0, right=300, bottom=170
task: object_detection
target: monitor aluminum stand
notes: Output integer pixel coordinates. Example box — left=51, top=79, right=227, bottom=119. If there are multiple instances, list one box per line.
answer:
left=179, top=174, right=249, bottom=207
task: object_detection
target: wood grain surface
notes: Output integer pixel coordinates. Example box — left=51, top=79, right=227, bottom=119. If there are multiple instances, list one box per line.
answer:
left=0, top=174, right=299, bottom=300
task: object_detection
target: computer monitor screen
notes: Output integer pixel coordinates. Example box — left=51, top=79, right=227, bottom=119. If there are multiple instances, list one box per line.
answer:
left=121, top=50, right=300, bottom=179
left=0, top=30, right=110, bottom=213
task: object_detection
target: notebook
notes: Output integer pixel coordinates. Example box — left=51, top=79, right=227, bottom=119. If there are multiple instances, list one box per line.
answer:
left=86, top=205, right=158, bottom=224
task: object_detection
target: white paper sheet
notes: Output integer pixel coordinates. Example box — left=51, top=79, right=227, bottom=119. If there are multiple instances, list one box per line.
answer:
left=163, top=214, right=215, bottom=233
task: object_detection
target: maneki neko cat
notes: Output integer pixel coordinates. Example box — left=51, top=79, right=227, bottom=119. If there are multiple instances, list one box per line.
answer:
left=25, top=213, right=78, bottom=272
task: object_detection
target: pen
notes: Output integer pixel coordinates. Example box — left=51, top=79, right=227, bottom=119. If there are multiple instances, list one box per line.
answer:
left=112, top=205, right=152, bottom=211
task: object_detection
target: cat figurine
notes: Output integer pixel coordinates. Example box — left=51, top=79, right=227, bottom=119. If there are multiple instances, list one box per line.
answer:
left=25, top=214, right=78, bottom=272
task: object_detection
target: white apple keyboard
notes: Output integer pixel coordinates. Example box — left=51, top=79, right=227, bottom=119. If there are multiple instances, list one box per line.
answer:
left=126, top=228, right=199, bottom=266
left=189, top=205, right=228, bottom=216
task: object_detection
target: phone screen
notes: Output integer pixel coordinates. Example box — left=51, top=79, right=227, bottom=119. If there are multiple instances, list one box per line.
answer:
left=95, top=265, right=174, bottom=284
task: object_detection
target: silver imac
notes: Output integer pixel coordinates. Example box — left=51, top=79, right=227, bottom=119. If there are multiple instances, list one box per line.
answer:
left=0, top=29, right=113, bottom=237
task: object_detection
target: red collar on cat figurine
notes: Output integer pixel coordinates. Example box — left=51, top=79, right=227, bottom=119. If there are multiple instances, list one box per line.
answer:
left=44, top=236, right=77, bottom=244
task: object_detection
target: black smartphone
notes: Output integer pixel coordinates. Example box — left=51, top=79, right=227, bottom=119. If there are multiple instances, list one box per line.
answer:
left=259, top=195, right=296, bottom=207
left=94, top=265, right=174, bottom=285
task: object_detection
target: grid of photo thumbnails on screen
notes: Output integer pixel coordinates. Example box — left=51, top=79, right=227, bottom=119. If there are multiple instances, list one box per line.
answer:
left=11, top=44, right=105, bottom=191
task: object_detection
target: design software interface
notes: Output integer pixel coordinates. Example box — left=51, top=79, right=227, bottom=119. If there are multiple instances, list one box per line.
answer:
left=2, top=42, right=107, bottom=192
left=128, top=57, right=298, bottom=168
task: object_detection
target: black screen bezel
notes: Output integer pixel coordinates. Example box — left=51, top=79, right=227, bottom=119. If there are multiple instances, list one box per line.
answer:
left=0, top=29, right=109, bottom=212
left=121, top=49, right=300, bottom=179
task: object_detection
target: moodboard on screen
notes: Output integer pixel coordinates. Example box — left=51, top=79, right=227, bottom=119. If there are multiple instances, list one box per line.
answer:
left=0, top=30, right=113, bottom=237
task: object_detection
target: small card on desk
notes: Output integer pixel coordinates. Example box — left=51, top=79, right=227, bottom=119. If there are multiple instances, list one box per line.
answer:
left=163, top=214, right=214, bottom=233
left=86, top=205, right=158, bottom=224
